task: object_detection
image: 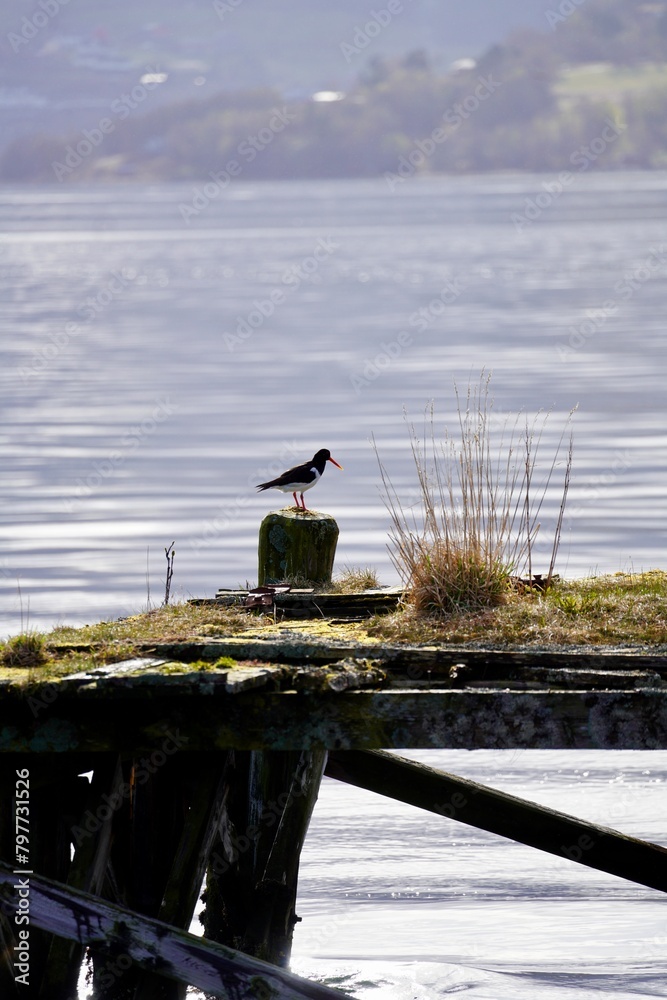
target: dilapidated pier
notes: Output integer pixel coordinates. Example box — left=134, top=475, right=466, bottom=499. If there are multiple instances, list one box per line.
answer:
left=1, top=603, right=666, bottom=997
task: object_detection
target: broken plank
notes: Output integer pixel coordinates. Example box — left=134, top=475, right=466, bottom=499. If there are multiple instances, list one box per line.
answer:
left=207, top=587, right=403, bottom=618
left=0, top=862, right=348, bottom=1000
left=292, top=659, right=387, bottom=693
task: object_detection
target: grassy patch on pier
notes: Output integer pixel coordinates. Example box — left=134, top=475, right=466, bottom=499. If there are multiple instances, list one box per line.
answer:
left=367, top=570, right=667, bottom=647
left=2, top=572, right=667, bottom=682
left=46, top=600, right=253, bottom=646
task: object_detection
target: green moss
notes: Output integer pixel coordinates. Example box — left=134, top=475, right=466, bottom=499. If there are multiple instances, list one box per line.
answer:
left=258, top=510, right=339, bottom=586
left=214, top=656, right=239, bottom=669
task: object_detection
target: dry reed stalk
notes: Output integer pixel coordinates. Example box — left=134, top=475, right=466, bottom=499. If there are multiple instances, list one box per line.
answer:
left=375, top=374, right=574, bottom=614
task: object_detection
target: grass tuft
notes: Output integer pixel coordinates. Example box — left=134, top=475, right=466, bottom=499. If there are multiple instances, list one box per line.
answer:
left=2, top=632, right=49, bottom=669
left=331, top=566, right=381, bottom=593
left=375, top=373, right=574, bottom=615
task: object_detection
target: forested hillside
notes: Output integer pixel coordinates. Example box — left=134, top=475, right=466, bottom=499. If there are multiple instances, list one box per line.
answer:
left=2, top=0, right=667, bottom=181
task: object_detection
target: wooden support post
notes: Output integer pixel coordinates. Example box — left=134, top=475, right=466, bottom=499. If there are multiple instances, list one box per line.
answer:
left=132, top=752, right=230, bottom=1000
left=204, top=749, right=327, bottom=967
left=43, top=754, right=122, bottom=999
left=258, top=509, right=339, bottom=585
left=326, top=750, right=667, bottom=892
left=91, top=747, right=201, bottom=1000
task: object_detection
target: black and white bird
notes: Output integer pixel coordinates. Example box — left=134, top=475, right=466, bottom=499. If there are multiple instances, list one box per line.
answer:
left=256, top=449, right=343, bottom=510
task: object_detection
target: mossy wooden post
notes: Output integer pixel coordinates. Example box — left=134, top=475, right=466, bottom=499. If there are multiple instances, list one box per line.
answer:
left=258, top=509, right=339, bottom=586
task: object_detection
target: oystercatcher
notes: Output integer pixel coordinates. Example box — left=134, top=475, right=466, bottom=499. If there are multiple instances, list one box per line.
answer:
left=256, top=449, right=343, bottom=510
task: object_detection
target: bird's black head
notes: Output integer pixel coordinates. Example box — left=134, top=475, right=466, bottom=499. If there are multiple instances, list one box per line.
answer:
left=312, top=448, right=343, bottom=470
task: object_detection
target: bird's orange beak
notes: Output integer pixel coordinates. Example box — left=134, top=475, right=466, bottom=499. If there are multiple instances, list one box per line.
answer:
left=328, top=456, right=343, bottom=470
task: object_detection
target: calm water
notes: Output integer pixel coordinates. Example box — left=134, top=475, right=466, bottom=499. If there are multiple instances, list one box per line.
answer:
left=2, top=177, right=667, bottom=996
left=2, top=173, right=667, bottom=635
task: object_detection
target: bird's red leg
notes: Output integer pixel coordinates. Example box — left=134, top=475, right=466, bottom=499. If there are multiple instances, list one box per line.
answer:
left=300, top=493, right=307, bottom=510
left=292, top=491, right=299, bottom=508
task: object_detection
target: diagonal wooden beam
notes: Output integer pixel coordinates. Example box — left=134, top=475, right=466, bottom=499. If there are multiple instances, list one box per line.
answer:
left=0, top=861, right=348, bottom=1000
left=325, top=750, right=667, bottom=892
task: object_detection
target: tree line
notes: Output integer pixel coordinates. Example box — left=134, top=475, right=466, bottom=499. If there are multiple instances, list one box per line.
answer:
left=2, top=0, right=667, bottom=182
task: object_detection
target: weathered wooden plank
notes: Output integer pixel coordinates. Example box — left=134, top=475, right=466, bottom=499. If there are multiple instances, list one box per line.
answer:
left=1, top=687, right=666, bottom=752
left=46, top=638, right=667, bottom=676
left=209, top=587, right=403, bottom=618
left=62, top=658, right=172, bottom=682
left=224, top=667, right=287, bottom=693
left=136, top=641, right=667, bottom=678
left=325, top=750, right=667, bottom=893
left=0, top=862, right=348, bottom=999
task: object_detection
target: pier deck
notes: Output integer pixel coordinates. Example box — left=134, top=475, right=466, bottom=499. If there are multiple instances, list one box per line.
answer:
left=1, top=611, right=666, bottom=998
left=2, top=631, right=666, bottom=752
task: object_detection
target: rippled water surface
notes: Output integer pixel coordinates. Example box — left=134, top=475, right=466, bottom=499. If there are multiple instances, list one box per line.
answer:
left=2, top=174, right=667, bottom=633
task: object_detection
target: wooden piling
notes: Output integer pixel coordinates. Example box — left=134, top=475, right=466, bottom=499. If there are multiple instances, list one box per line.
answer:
left=90, top=750, right=224, bottom=1000
left=258, top=509, right=339, bottom=585
left=203, top=749, right=327, bottom=966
